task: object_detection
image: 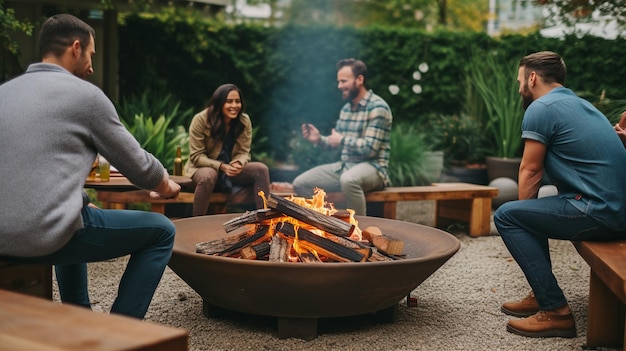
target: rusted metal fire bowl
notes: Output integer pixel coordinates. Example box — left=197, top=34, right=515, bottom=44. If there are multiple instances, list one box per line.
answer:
left=168, top=214, right=460, bottom=338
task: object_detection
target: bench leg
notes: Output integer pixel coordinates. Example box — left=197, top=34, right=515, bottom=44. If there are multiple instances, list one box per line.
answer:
left=0, top=262, right=53, bottom=299
left=382, top=202, right=397, bottom=219
left=586, top=269, right=624, bottom=349
left=150, top=203, right=166, bottom=214
left=468, top=197, right=492, bottom=237
left=434, top=198, right=492, bottom=236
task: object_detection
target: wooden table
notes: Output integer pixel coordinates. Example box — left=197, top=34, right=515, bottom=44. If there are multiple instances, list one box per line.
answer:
left=0, top=289, right=188, bottom=350
left=84, top=175, right=192, bottom=213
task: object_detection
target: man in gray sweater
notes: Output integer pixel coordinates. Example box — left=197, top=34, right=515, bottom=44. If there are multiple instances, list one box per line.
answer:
left=0, top=14, right=180, bottom=319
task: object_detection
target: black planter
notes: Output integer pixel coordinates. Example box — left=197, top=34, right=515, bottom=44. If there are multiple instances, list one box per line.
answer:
left=485, top=156, right=521, bottom=183
left=440, top=165, right=488, bottom=185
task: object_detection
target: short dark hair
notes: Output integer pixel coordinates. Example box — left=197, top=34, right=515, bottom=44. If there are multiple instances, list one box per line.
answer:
left=519, top=51, right=566, bottom=85
left=39, top=14, right=95, bottom=58
left=337, top=58, right=368, bottom=86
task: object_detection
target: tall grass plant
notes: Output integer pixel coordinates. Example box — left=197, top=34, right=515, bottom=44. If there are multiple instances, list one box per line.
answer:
left=468, top=52, right=523, bottom=159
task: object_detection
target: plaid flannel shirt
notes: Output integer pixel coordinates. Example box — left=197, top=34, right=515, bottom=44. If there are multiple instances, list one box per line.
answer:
left=320, top=90, right=392, bottom=185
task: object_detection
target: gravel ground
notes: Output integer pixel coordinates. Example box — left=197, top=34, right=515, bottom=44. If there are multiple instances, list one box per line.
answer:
left=53, top=201, right=620, bottom=351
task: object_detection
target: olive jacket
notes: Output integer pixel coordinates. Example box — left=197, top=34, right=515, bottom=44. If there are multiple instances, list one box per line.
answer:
left=184, top=109, right=252, bottom=177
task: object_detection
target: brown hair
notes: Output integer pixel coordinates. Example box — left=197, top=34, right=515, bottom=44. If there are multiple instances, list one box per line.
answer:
left=337, top=58, right=368, bottom=86
left=39, top=14, right=95, bottom=58
left=519, top=51, right=566, bottom=85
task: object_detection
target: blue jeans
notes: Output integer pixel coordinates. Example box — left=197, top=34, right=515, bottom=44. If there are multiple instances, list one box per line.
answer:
left=292, top=161, right=384, bottom=215
left=9, top=206, right=175, bottom=319
left=494, top=196, right=626, bottom=310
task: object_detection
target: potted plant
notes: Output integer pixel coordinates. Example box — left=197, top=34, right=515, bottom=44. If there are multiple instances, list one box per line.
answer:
left=467, top=51, right=524, bottom=182
left=425, top=113, right=489, bottom=184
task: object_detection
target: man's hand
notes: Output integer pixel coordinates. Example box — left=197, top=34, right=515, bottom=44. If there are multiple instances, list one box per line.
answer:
left=327, top=128, right=344, bottom=147
left=150, top=170, right=181, bottom=199
left=301, top=123, right=321, bottom=144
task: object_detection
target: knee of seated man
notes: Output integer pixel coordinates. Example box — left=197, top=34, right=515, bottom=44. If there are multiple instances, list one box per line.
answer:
left=339, top=174, right=361, bottom=190
left=148, top=213, right=176, bottom=245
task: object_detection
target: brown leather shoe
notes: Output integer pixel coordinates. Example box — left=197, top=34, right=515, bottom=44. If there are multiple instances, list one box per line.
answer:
left=501, top=291, right=539, bottom=317
left=507, top=310, right=577, bottom=338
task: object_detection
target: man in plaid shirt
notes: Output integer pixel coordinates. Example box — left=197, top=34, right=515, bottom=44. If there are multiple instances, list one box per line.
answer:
left=293, top=58, right=392, bottom=215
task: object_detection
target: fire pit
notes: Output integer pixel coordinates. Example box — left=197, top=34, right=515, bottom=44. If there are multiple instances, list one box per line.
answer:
left=168, top=214, right=460, bottom=340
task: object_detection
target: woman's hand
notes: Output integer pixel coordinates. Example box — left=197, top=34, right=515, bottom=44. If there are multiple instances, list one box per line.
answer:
left=220, top=161, right=243, bottom=177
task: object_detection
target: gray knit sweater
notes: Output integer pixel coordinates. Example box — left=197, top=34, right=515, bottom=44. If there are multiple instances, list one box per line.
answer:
left=0, top=63, right=165, bottom=257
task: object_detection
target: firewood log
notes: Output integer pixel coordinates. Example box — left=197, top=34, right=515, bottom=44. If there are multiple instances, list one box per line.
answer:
left=222, top=209, right=283, bottom=232
left=240, top=242, right=270, bottom=260
left=269, top=234, right=290, bottom=262
left=267, top=193, right=355, bottom=237
left=276, top=222, right=366, bottom=262
left=361, top=226, right=404, bottom=256
left=195, top=231, right=249, bottom=255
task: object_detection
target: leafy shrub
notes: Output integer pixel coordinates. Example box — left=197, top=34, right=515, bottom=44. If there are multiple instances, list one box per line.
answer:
left=121, top=113, right=189, bottom=173
left=468, top=52, right=523, bottom=158
left=115, top=91, right=193, bottom=173
left=288, top=132, right=341, bottom=173
left=425, top=113, right=487, bottom=166
left=388, top=122, right=439, bottom=186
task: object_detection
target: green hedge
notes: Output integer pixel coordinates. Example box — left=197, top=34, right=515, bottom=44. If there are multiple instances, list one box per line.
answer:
left=118, top=16, right=626, bottom=161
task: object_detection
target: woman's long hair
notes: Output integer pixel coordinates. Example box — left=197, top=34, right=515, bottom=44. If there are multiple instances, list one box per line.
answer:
left=205, top=84, right=246, bottom=140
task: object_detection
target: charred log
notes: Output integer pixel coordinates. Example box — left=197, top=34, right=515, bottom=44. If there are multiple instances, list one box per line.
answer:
left=276, top=222, right=366, bottom=263
left=240, top=242, right=270, bottom=260
left=216, top=226, right=270, bottom=257
left=196, top=231, right=249, bottom=255
left=222, top=209, right=283, bottom=232
left=267, top=193, right=355, bottom=237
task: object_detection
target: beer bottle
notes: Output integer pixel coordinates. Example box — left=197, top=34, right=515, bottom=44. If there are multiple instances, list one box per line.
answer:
left=87, top=156, right=99, bottom=181
left=174, top=146, right=183, bottom=176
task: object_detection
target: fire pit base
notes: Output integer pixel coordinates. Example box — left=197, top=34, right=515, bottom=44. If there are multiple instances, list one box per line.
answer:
left=277, top=316, right=318, bottom=341
left=169, top=214, right=460, bottom=340
left=203, top=299, right=399, bottom=340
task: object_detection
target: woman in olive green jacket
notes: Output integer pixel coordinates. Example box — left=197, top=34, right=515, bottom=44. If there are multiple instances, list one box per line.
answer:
left=184, top=84, right=270, bottom=216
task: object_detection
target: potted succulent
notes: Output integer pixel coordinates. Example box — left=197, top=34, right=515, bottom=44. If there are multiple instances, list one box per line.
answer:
left=467, top=51, right=524, bottom=182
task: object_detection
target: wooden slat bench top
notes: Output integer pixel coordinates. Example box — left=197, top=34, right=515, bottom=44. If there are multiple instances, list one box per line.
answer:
left=573, top=240, right=626, bottom=350
left=574, top=240, right=626, bottom=304
left=0, top=289, right=188, bottom=351
left=326, top=183, right=499, bottom=203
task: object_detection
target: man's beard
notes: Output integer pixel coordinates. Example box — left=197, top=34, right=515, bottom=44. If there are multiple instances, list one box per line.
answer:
left=521, top=81, right=533, bottom=111
left=343, top=83, right=359, bottom=101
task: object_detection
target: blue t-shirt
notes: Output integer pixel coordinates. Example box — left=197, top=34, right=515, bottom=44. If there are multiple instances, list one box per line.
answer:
left=522, top=87, right=626, bottom=230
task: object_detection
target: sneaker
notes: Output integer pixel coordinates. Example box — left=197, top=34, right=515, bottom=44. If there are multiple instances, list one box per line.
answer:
left=501, top=291, right=539, bottom=317
left=507, top=310, right=577, bottom=338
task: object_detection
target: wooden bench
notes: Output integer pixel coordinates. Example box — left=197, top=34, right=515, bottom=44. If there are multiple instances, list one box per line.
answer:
left=0, top=260, right=52, bottom=299
left=94, top=182, right=498, bottom=237
left=0, top=289, right=188, bottom=350
left=573, top=240, right=626, bottom=350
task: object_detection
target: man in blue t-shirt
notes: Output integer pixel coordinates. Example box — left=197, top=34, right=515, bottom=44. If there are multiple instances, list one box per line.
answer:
left=494, top=51, right=626, bottom=338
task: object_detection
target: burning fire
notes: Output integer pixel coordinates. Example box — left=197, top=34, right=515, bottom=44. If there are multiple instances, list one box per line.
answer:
left=259, top=187, right=362, bottom=242
left=195, top=188, right=400, bottom=263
